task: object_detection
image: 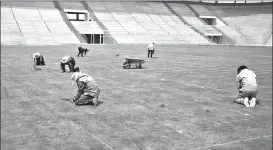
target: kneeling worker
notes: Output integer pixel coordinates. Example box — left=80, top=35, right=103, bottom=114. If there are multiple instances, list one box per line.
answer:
left=60, top=55, right=76, bottom=73
left=69, top=71, right=100, bottom=106
left=233, top=65, right=258, bottom=107
left=32, top=52, right=45, bottom=69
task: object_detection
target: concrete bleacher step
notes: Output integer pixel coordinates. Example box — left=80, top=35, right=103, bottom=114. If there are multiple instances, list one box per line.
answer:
left=206, top=5, right=272, bottom=45
left=174, top=25, right=199, bottom=36
left=1, top=23, right=21, bottom=34
left=12, top=7, right=43, bottom=21
left=140, top=23, right=164, bottom=31
left=182, top=16, right=205, bottom=25
left=59, top=2, right=85, bottom=10
left=132, top=13, right=153, bottom=23
left=38, top=9, right=63, bottom=21
left=121, top=2, right=143, bottom=13
left=34, top=2, right=56, bottom=8
left=159, top=24, right=180, bottom=35
left=146, top=2, right=172, bottom=14
left=132, top=34, right=155, bottom=44
left=195, top=25, right=222, bottom=36
left=189, top=4, right=213, bottom=16
left=1, top=7, right=15, bottom=19
left=167, top=3, right=195, bottom=16
left=87, top=1, right=108, bottom=11
left=110, top=32, right=135, bottom=43
left=160, top=15, right=176, bottom=23
left=53, top=1, right=84, bottom=43
left=148, top=14, right=166, bottom=24
left=215, top=25, right=242, bottom=44
left=17, top=20, right=50, bottom=33
left=104, top=2, right=126, bottom=12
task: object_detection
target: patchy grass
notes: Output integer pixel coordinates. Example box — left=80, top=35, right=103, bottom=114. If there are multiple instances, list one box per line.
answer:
left=1, top=44, right=272, bottom=150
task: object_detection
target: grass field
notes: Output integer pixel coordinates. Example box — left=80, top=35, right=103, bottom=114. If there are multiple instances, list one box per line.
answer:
left=1, top=44, right=272, bottom=150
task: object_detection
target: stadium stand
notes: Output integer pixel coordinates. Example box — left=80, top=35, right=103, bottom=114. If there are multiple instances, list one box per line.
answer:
left=1, top=1, right=271, bottom=46
left=86, top=1, right=135, bottom=43
left=167, top=3, right=222, bottom=39
left=85, top=1, right=212, bottom=44
left=121, top=2, right=210, bottom=44
left=206, top=5, right=272, bottom=45
left=1, top=2, right=80, bottom=45
left=1, top=3, right=24, bottom=45
left=215, top=25, right=243, bottom=44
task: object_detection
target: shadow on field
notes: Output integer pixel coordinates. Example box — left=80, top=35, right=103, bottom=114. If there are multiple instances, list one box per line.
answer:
left=151, top=56, right=160, bottom=59
left=76, top=101, right=104, bottom=107
left=34, top=68, right=42, bottom=71
left=222, top=97, right=271, bottom=107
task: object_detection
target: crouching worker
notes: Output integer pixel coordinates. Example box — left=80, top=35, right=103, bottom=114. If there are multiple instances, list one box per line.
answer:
left=32, top=52, right=45, bottom=69
left=60, top=55, right=75, bottom=73
left=78, top=46, right=90, bottom=57
left=69, top=72, right=100, bottom=106
left=233, top=65, right=258, bottom=107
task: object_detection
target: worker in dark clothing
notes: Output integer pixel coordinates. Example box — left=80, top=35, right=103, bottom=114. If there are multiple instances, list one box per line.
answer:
left=32, top=52, right=45, bottom=70
left=60, top=55, right=76, bottom=73
left=78, top=46, right=90, bottom=57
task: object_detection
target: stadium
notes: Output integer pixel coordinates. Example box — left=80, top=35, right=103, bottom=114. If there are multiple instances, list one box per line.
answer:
left=1, top=0, right=272, bottom=149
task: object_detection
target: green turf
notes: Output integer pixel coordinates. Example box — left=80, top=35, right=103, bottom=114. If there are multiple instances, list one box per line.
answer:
left=1, top=44, right=272, bottom=150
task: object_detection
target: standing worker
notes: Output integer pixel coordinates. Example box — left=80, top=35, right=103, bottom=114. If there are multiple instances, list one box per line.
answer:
left=147, top=42, right=155, bottom=58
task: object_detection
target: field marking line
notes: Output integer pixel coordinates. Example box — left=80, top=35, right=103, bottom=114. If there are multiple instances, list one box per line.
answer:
left=189, top=135, right=272, bottom=150
left=1, top=73, right=114, bottom=150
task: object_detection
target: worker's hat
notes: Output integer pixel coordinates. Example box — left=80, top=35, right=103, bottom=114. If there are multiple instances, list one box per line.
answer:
left=71, top=71, right=88, bottom=86
left=61, top=56, right=68, bottom=63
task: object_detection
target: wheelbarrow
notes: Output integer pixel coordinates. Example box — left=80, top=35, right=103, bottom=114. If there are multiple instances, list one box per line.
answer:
left=123, top=56, right=145, bottom=69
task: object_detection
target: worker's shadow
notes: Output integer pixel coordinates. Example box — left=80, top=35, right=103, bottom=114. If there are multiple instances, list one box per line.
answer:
left=95, top=101, right=104, bottom=106
left=76, top=101, right=104, bottom=107
left=33, top=68, right=42, bottom=71
left=151, top=56, right=160, bottom=59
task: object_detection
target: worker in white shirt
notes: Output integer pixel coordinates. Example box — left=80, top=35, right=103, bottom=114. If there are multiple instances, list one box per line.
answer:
left=147, top=42, right=155, bottom=58
left=32, top=52, right=45, bottom=69
left=233, top=65, right=258, bottom=107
